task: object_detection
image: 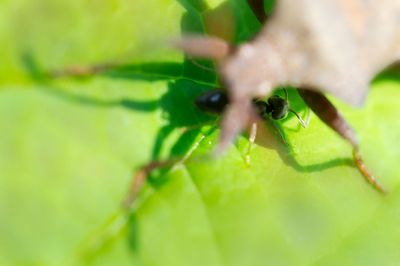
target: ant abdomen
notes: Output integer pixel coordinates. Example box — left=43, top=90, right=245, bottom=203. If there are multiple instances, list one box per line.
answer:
left=195, top=89, right=228, bottom=114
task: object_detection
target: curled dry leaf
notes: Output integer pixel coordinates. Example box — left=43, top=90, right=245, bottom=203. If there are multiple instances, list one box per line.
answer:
left=179, top=0, right=400, bottom=151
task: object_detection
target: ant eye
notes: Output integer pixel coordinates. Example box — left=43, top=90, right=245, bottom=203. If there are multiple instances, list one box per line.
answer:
left=195, top=89, right=228, bottom=114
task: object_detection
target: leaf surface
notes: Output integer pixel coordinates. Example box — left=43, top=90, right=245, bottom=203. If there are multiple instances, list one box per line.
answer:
left=0, top=0, right=399, bottom=266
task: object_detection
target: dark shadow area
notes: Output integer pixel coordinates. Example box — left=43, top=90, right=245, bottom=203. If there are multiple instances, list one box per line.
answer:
left=104, top=62, right=184, bottom=82
left=149, top=79, right=217, bottom=159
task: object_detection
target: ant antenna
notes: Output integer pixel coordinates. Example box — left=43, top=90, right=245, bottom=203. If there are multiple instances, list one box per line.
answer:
left=289, top=109, right=309, bottom=128
left=283, top=88, right=289, bottom=101
left=188, top=57, right=215, bottom=72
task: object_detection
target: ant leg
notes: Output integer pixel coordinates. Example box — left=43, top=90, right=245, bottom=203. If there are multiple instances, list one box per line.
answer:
left=285, top=87, right=310, bottom=129
left=298, top=89, right=358, bottom=148
left=81, top=132, right=208, bottom=257
left=289, top=108, right=310, bottom=128
left=49, top=63, right=116, bottom=78
left=353, top=149, right=386, bottom=193
left=122, top=132, right=209, bottom=209
left=283, top=87, right=310, bottom=128
left=122, top=158, right=179, bottom=209
left=283, top=87, right=289, bottom=101
left=188, top=57, right=215, bottom=72
left=244, top=122, right=258, bottom=166
left=298, top=89, right=386, bottom=193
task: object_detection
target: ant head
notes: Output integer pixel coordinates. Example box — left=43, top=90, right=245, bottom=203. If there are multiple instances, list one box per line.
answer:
left=267, top=95, right=289, bottom=120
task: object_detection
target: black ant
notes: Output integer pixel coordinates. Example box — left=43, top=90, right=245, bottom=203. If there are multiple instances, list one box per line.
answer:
left=48, top=61, right=387, bottom=207
left=46, top=59, right=387, bottom=206
left=123, top=87, right=311, bottom=207
left=195, top=88, right=308, bottom=127
left=122, top=84, right=386, bottom=208
left=46, top=9, right=387, bottom=208
left=195, top=88, right=312, bottom=167
left=174, top=0, right=389, bottom=198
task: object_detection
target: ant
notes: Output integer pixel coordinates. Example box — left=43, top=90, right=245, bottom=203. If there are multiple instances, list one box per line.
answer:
left=195, top=88, right=308, bottom=127
left=123, top=88, right=310, bottom=207
left=47, top=8, right=388, bottom=209
left=47, top=61, right=387, bottom=207
left=194, top=87, right=309, bottom=164
left=47, top=60, right=387, bottom=207
left=123, top=84, right=386, bottom=208
left=174, top=0, right=389, bottom=199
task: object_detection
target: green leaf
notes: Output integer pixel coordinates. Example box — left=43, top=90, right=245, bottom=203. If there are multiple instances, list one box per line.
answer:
left=1, top=0, right=400, bottom=266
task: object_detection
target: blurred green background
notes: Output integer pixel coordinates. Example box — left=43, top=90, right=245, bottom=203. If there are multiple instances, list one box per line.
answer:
left=0, top=0, right=400, bottom=265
